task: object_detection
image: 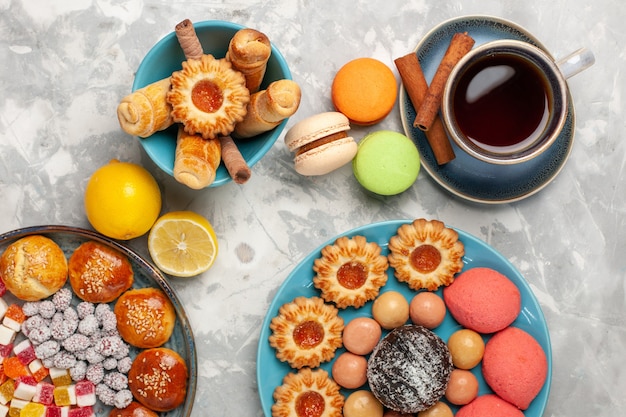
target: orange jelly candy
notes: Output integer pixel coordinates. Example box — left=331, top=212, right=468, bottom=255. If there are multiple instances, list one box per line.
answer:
left=3, top=357, right=29, bottom=379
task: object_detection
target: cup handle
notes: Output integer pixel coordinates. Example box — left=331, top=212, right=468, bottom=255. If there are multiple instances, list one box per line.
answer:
left=556, top=48, right=595, bottom=79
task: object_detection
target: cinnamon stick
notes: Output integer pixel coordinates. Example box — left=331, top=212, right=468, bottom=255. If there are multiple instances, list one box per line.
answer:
left=175, top=19, right=203, bottom=60
left=395, top=53, right=455, bottom=165
left=173, top=19, right=252, bottom=184
left=219, top=136, right=251, bottom=184
left=413, top=32, right=475, bottom=131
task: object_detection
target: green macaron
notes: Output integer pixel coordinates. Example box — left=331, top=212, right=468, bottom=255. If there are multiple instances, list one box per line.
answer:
left=352, top=130, right=420, bottom=195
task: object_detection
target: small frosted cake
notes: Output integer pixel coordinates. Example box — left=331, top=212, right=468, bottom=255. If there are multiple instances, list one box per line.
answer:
left=272, top=368, right=344, bottom=417
left=388, top=219, right=464, bottom=291
left=313, top=235, right=389, bottom=309
left=269, top=296, right=344, bottom=369
left=367, top=324, right=453, bottom=413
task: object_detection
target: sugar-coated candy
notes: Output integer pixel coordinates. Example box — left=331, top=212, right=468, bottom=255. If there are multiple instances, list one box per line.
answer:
left=83, top=350, right=103, bottom=367
left=94, top=384, right=115, bottom=407
left=101, top=358, right=117, bottom=371
left=75, top=381, right=96, bottom=407
left=76, top=316, right=97, bottom=337
left=61, top=335, right=90, bottom=354
left=0, top=403, right=7, bottom=417
left=112, top=345, right=129, bottom=363
left=17, top=401, right=45, bottom=417
left=103, top=372, right=127, bottom=391
left=2, top=357, right=28, bottom=380
left=25, top=326, right=52, bottom=346
left=62, top=309, right=78, bottom=325
left=50, top=320, right=74, bottom=342
left=12, top=376, right=37, bottom=401
left=7, top=398, right=28, bottom=416
left=21, top=303, right=39, bottom=318
left=84, top=364, right=103, bottom=385
left=28, top=359, right=49, bottom=383
left=44, top=405, right=69, bottom=417
left=37, top=302, right=56, bottom=320
left=53, top=385, right=76, bottom=406
left=52, top=289, right=72, bottom=312
left=34, top=341, right=60, bottom=360
left=96, top=336, right=125, bottom=358
left=23, top=314, right=50, bottom=331
left=0, top=379, right=14, bottom=405
left=68, top=362, right=87, bottom=383
left=33, top=382, right=55, bottom=406
left=0, top=326, right=16, bottom=347
left=75, top=303, right=94, bottom=321
left=13, top=340, right=36, bottom=366
left=0, top=343, right=12, bottom=362
left=68, top=406, right=94, bottom=417
left=44, top=406, right=59, bottom=417
left=52, top=351, right=77, bottom=370
left=3, top=305, right=25, bottom=332
left=113, top=389, right=133, bottom=409
left=115, top=357, right=132, bottom=375
left=49, top=368, right=72, bottom=387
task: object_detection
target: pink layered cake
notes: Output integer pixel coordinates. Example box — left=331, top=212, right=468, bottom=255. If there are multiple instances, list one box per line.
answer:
left=482, top=327, right=548, bottom=410
left=442, top=267, right=521, bottom=333
left=456, top=394, right=525, bottom=417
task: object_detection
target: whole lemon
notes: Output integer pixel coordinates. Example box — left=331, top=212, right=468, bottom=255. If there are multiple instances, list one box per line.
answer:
left=85, top=160, right=162, bottom=240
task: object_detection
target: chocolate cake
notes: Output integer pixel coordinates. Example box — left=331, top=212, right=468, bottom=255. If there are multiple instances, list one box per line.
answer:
left=366, top=324, right=453, bottom=413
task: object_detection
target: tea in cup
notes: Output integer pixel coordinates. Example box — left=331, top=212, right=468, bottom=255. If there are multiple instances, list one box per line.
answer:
left=441, top=39, right=593, bottom=165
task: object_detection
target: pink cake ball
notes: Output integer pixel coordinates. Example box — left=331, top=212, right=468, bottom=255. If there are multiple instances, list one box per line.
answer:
left=455, top=394, right=525, bottom=417
left=443, top=267, right=520, bottom=333
left=482, top=327, right=548, bottom=410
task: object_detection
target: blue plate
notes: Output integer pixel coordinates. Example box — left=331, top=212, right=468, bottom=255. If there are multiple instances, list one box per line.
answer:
left=132, top=20, right=293, bottom=187
left=257, top=220, right=552, bottom=416
left=0, top=226, right=197, bottom=417
left=399, top=15, right=575, bottom=204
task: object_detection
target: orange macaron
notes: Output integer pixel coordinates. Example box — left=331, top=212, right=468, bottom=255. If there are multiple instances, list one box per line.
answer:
left=331, top=57, right=397, bottom=126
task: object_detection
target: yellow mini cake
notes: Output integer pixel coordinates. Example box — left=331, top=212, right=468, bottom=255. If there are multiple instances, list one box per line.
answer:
left=313, top=235, right=388, bottom=309
left=388, top=219, right=465, bottom=291
left=269, top=296, right=344, bottom=369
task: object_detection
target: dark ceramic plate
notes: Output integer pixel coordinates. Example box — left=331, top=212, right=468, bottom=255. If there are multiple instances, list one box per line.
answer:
left=0, top=225, right=197, bottom=417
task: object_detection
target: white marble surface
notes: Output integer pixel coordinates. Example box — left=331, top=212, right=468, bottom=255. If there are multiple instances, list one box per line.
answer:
left=1, top=0, right=624, bottom=416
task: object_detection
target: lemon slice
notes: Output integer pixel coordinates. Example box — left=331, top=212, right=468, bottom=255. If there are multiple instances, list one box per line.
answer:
left=148, top=211, right=218, bottom=277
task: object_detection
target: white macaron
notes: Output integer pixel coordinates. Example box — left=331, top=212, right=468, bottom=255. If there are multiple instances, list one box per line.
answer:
left=284, top=111, right=357, bottom=176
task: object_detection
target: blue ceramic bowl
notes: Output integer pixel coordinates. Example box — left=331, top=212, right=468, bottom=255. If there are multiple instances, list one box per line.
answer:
left=132, top=20, right=292, bottom=187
